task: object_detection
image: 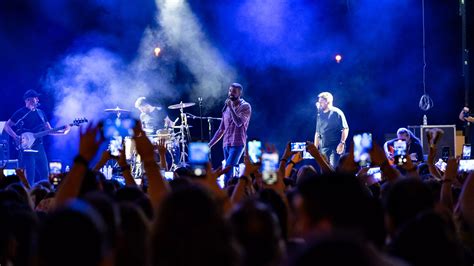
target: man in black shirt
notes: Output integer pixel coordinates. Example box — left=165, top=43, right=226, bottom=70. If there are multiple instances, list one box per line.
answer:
left=314, top=92, right=349, bottom=167
left=384, top=127, right=424, bottom=163
left=3, top=90, right=69, bottom=184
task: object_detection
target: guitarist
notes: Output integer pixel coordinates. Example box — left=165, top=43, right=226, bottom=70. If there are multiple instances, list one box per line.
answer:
left=383, top=127, right=424, bottom=164
left=3, top=90, right=70, bottom=185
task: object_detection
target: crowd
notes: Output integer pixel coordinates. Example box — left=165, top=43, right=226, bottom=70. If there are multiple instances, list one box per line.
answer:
left=1, top=121, right=474, bottom=266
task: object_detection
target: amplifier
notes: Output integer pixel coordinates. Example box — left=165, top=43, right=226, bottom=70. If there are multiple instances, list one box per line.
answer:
left=409, top=125, right=456, bottom=159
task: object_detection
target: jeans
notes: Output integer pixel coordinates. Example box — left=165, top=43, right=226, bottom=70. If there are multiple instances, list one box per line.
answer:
left=223, top=145, right=244, bottom=185
left=20, top=144, right=49, bottom=185
left=320, top=145, right=340, bottom=168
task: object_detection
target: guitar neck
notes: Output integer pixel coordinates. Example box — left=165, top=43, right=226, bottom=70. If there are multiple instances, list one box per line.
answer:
left=33, top=124, right=69, bottom=138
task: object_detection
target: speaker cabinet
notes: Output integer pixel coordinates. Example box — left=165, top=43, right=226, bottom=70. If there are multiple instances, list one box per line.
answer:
left=408, top=125, right=457, bottom=159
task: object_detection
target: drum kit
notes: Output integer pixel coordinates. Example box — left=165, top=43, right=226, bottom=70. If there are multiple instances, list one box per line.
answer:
left=104, top=101, right=219, bottom=178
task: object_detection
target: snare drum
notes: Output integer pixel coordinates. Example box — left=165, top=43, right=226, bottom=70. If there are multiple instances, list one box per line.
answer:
left=156, top=128, right=173, bottom=142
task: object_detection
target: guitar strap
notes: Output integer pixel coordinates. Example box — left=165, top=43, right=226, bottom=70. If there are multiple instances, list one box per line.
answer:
left=36, top=109, right=46, bottom=125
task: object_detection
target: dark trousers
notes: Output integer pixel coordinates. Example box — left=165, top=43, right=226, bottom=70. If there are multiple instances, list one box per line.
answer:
left=20, top=144, right=49, bottom=185
left=223, top=145, right=245, bottom=185
left=320, top=145, right=340, bottom=168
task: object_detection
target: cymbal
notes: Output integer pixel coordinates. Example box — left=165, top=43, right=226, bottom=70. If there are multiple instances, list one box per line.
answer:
left=104, top=106, right=130, bottom=113
left=168, top=102, right=196, bottom=110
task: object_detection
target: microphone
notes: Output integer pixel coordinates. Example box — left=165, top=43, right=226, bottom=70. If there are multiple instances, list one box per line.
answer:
left=222, top=96, right=230, bottom=113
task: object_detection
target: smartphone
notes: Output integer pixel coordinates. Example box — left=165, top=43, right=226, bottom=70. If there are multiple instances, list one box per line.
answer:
left=291, top=142, right=306, bottom=152
left=367, top=167, right=382, bottom=182
left=261, top=152, right=279, bottom=185
left=161, top=170, right=175, bottom=180
left=435, top=159, right=447, bottom=172
left=188, top=142, right=210, bottom=176
left=459, top=159, right=474, bottom=172
left=49, top=161, right=62, bottom=174
left=101, top=117, right=136, bottom=139
left=353, top=133, right=372, bottom=167
left=109, top=137, right=123, bottom=157
left=393, top=140, right=407, bottom=166
left=247, top=140, right=262, bottom=164
left=441, top=146, right=450, bottom=162
left=3, top=169, right=16, bottom=176
left=462, top=144, right=471, bottom=160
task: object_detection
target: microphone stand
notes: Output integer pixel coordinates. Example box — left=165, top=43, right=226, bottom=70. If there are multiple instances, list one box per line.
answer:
left=198, top=97, right=203, bottom=141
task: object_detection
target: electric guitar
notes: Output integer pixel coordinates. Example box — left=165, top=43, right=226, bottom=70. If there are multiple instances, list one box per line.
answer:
left=17, top=118, right=88, bottom=150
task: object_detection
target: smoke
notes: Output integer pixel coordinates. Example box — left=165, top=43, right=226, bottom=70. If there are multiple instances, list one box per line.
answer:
left=155, top=0, right=237, bottom=105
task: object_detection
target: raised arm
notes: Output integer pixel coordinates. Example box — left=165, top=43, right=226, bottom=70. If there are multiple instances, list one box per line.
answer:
left=228, top=103, right=251, bottom=128
left=55, top=123, right=103, bottom=208
left=133, top=123, right=169, bottom=211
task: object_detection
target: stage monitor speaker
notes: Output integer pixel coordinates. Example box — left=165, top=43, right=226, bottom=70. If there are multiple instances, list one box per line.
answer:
left=415, top=125, right=456, bottom=160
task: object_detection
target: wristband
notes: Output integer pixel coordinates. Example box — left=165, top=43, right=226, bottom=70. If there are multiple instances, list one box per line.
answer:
left=74, top=155, right=89, bottom=167
left=340, top=142, right=345, bottom=145
left=280, top=158, right=288, bottom=163
left=288, top=161, right=296, bottom=166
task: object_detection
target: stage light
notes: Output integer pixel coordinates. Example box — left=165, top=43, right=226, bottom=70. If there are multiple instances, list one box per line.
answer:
left=154, top=47, right=161, bottom=57
left=335, top=54, right=342, bottom=63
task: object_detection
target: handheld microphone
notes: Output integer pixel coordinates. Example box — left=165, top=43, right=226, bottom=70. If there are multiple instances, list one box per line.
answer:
left=222, top=96, right=230, bottom=112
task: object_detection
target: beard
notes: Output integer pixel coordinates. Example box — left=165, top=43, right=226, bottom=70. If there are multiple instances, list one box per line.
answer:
left=229, top=95, right=238, bottom=101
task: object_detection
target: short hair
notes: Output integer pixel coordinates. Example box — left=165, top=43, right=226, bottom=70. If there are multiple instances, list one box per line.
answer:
left=396, top=128, right=420, bottom=142
left=318, top=92, right=333, bottom=104
left=134, top=97, right=151, bottom=108
left=230, top=83, right=243, bottom=91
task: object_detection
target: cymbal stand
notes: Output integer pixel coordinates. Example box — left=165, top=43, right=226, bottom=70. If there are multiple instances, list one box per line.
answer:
left=178, top=104, right=190, bottom=165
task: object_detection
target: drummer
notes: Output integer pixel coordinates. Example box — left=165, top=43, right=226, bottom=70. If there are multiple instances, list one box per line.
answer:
left=134, top=96, right=174, bottom=134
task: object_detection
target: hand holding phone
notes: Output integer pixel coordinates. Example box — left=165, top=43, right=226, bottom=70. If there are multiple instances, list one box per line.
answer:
left=189, top=142, right=210, bottom=177
left=463, top=144, right=471, bottom=160
left=393, top=140, right=407, bottom=166
left=261, top=152, right=279, bottom=185
left=353, top=133, right=372, bottom=167
left=247, top=140, right=262, bottom=164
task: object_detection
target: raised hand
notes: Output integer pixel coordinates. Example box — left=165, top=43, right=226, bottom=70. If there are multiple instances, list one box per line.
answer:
left=132, top=121, right=155, bottom=163
left=243, top=149, right=260, bottom=177
left=155, top=138, right=167, bottom=157
left=79, top=122, right=105, bottom=161
left=290, top=151, right=303, bottom=164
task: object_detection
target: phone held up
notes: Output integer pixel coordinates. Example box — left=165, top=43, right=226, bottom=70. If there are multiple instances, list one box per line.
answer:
left=393, top=140, right=407, bottom=166
left=261, top=152, right=279, bottom=185
left=188, top=142, right=210, bottom=177
left=353, top=133, right=372, bottom=167
left=101, top=117, right=137, bottom=157
left=247, top=140, right=263, bottom=164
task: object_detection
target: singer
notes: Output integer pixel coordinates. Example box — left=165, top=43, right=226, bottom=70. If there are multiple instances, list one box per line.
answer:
left=3, top=89, right=70, bottom=184
left=314, top=91, right=349, bottom=167
left=209, top=83, right=252, bottom=185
